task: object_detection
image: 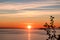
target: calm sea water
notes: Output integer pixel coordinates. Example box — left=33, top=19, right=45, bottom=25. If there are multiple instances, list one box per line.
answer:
left=0, top=29, right=60, bottom=40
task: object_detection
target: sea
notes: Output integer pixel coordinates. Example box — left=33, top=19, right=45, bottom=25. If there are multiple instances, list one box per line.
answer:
left=0, top=29, right=60, bottom=40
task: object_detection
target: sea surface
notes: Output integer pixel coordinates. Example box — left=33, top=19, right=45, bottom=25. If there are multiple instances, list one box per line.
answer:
left=0, top=29, right=60, bottom=40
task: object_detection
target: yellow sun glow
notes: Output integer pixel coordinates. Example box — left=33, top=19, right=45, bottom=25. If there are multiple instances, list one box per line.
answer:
left=27, top=25, right=31, bottom=29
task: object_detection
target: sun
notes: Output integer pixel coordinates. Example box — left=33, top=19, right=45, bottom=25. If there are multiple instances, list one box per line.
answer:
left=27, top=25, right=31, bottom=29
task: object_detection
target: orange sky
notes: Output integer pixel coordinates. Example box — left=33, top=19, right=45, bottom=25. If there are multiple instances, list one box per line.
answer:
left=0, top=15, right=60, bottom=28
left=0, top=22, right=46, bottom=28
left=0, top=0, right=60, bottom=28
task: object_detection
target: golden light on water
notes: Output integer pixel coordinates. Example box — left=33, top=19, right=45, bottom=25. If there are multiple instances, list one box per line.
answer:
left=28, top=30, right=30, bottom=40
left=27, top=25, right=31, bottom=40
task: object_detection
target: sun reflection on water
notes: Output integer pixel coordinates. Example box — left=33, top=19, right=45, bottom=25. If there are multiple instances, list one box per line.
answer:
left=28, top=29, right=31, bottom=40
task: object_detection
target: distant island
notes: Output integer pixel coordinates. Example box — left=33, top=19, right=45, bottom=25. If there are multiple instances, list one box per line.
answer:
left=0, top=27, right=60, bottom=29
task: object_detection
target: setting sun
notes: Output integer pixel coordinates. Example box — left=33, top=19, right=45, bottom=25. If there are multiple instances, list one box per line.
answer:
left=27, top=25, right=31, bottom=29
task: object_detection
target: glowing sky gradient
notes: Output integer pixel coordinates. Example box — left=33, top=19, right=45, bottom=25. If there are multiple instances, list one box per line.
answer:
left=0, top=0, right=60, bottom=28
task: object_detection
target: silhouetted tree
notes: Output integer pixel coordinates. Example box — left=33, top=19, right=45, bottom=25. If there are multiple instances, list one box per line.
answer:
left=44, top=16, right=57, bottom=40
left=57, top=35, right=60, bottom=40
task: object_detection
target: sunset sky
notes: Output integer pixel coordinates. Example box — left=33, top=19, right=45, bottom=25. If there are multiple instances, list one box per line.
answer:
left=0, top=0, right=60, bottom=28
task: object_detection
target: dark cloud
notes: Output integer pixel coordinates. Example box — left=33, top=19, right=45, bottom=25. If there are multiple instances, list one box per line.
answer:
left=40, top=5, right=60, bottom=9
left=0, top=10, right=18, bottom=14
left=22, top=5, right=60, bottom=11
left=0, top=0, right=59, bottom=3
left=56, top=2, right=60, bottom=4
left=0, top=0, right=45, bottom=3
left=22, top=8, right=59, bottom=11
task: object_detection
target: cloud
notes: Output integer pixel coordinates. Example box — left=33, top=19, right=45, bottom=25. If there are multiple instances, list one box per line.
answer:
left=0, top=2, right=59, bottom=10
left=40, top=5, right=60, bottom=9
left=0, top=0, right=58, bottom=3
left=0, top=0, right=60, bottom=17
left=22, top=5, right=60, bottom=11
left=0, top=10, right=18, bottom=14
left=0, top=0, right=46, bottom=3
left=0, top=0, right=59, bottom=10
left=0, top=3, right=44, bottom=10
